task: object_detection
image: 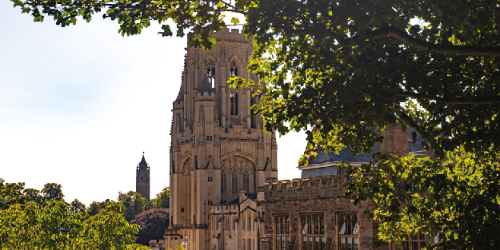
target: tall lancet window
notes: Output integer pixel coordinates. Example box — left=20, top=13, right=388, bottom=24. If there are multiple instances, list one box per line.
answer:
left=206, top=60, right=215, bottom=88
left=221, top=172, right=227, bottom=193
left=230, top=92, right=238, bottom=116
left=243, top=171, right=249, bottom=193
left=232, top=172, right=238, bottom=193
left=230, top=61, right=238, bottom=77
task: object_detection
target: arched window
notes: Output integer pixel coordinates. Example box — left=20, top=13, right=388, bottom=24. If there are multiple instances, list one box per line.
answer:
left=221, top=172, right=227, bottom=193
left=243, top=171, right=249, bottom=192
left=230, top=92, right=238, bottom=116
left=206, top=60, right=215, bottom=88
left=232, top=172, right=238, bottom=193
left=230, top=61, right=238, bottom=77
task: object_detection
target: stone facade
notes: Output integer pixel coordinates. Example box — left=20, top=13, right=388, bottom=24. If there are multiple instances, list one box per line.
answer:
left=136, top=154, right=150, bottom=200
left=166, top=26, right=277, bottom=250
left=260, top=175, right=387, bottom=250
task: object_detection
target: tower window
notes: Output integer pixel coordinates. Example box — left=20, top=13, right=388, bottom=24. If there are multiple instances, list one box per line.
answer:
left=207, top=60, right=215, bottom=88
left=222, top=172, right=227, bottom=193
left=230, top=93, right=238, bottom=116
left=243, top=171, right=249, bottom=193
left=230, top=61, right=238, bottom=77
left=232, top=172, right=238, bottom=193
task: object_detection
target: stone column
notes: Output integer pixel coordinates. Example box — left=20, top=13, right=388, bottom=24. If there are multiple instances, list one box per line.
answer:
left=221, top=87, right=226, bottom=128
left=235, top=221, right=239, bottom=250
left=246, top=88, right=251, bottom=132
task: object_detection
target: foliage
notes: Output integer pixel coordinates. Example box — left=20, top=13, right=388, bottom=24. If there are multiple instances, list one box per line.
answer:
left=77, top=202, right=146, bottom=250
left=0, top=180, right=148, bottom=250
left=87, top=199, right=113, bottom=217
left=118, top=191, right=147, bottom=222
left=168, top=245, right=188, bottom=250
left=70, top=198, right=86, bottom=213
left=345, top=149, right=500, bottom=249
left=130, top=208, right=169, bottom=245
left=9, top=0, right=500, bottom=248
left=0, top=179, right=27, bottom=210
left=0, top=200, right=148, bottom=250
left=151, top=187, right=170, bottom=209
left=40, top=183, right=64, bottom=204
left=24, top=188, right=42, bottom=205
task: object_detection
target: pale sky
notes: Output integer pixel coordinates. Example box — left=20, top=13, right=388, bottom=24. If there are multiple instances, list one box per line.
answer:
left=0, top=2, right=305, bottom=206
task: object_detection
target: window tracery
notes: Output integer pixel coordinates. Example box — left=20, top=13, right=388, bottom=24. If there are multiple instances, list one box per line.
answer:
left=243, top=171, right=249, bottom=193
left=206, top=59, right=215, bottom=88
left=221, top=171, right=227, bottom=193
left=301, top=214, right=325, bottom=250
left=232, top=171, right=238, bottom=193
left=338, top=214, right=358, bottom=250
left=230, top=92, right=238, bottom=115
left=230, top=61, right=238, bottom=77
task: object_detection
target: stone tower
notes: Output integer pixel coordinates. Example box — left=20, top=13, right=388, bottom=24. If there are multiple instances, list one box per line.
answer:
left=136, top=153, right=150, bottom=200
left=168, top=27, right=278, bottom=250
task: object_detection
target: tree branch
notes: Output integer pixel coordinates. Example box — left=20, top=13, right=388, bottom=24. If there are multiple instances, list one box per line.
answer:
left=395, top=110, right=428, bottom=138
left=337, top=25, right=500, bottom=57
left=395, top=91, right=500, bottom=105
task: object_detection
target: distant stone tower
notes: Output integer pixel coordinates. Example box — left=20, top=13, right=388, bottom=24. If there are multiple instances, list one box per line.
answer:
left=136, top=153, right=150, bottom=200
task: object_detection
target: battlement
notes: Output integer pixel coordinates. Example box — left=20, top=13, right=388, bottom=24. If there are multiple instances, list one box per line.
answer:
left=259, top=174, right=350, bottom=202
left=210, top=26, right=249, bottom=43
left=173, top=99, right=184, bottom=110
left=209, top=203, right=239, bottom=214
left=195, top=91, right=216, bottom=100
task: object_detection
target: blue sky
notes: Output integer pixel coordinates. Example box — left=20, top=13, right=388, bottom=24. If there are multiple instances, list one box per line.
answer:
left=0, top=1, right=305, bottom=206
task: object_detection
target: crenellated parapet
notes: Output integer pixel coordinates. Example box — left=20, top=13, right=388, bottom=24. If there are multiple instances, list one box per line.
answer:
left=195, top=91, right=216, bottom=101
left=209, top=26, right=250, bottom=43
left=173, top=99, right=184, bottom=110
left=209, top=204, right=240, bottom=214
left=259, top=174, right=351, bottom=202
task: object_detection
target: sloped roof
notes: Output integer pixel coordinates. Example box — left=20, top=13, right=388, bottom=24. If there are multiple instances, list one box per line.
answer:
left=329, top=143, right=378, bottom=162
left=408, top=127, right=427, bottom=158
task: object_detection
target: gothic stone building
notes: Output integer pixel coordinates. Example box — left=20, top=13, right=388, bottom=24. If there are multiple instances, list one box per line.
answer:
left=166, top=27, right=277, bottom=250
left=166, top=27, right=431, bottom=250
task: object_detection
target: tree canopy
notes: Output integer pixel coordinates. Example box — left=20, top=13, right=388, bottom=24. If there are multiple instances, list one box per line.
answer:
left=130, top=208, right=169, bottom=245
left=151, top=187, right=170, bottom=209
left=118, top=191, right=148, bottom=222
left=0, top=179, right=149, bottom=250
left=9, top=0, right=500, bottom=249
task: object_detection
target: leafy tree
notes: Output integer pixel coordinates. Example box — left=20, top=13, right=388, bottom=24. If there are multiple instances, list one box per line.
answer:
left=118, top=191, right=147, bottom=222
left=87, top=199, right=112, bottom=217
left=24, top=188, right=43, bottom=205
left=0, top=199, right=148, bottom=249
left=130, top=208, right=169, bottom=245
left=70, top=198, right=86, bottom=213
left=41, top=183, right=64, bottom=205
left=10, top=0, right=500, bottom=248
left=151, top=187, right=170, bottom=209
left=79, top=202, right=145, bottom=250
left=0, top=179, right=26, bottom=210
